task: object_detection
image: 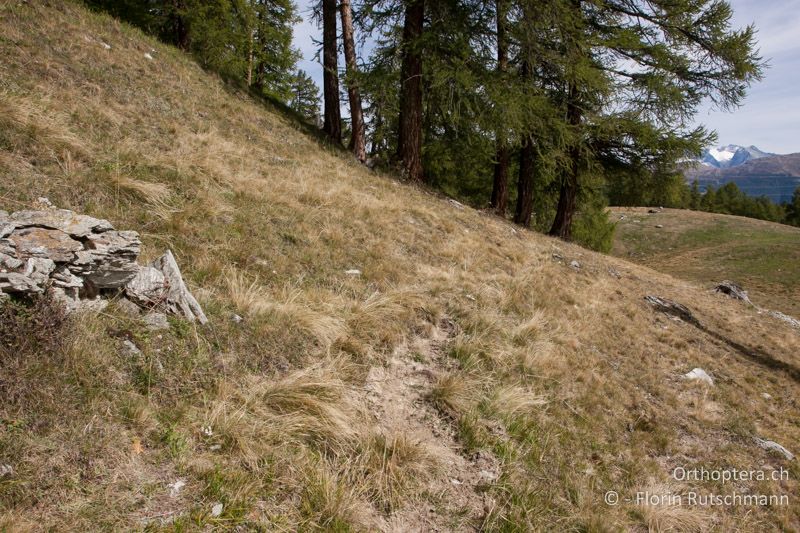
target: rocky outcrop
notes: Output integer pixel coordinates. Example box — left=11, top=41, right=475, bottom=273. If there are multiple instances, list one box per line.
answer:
left=714, top=280, right=752, bottom=305
left=0, top=206, right=207, bottom=324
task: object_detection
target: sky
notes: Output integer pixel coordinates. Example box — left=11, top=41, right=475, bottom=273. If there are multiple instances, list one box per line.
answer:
left=291, top=0, right=800, bottom=154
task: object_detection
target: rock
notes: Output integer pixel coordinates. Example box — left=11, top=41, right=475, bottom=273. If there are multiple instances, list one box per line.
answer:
left=168, top=479, right=186, bottom=497
left=769, top=310, right=800, bottom=329
left=0, top=208, right=206, bottom=323
left=125, top=266, right=166, bottom=306
left=211, top=503, right=223, bottom=517
left=448, top=199, right=465, bottom=209
left=645, top=296, right=698, bottom=325
left=9, top=227, right=82, bottom=262
left=0, top=221, right=14, bottom=239
left=0, top=464, right=12, bottom=477
left=231, top=313, right=243, bottom=324
left=655, top=224, right=664, bottom=228
left=569, top=260, right=581, bottom=269
left=761, top=392, right=772, bottom=400
left=648, top=209, right=659, bottom=214
left=144, top=52, right=154, bottom=60
left=150, top=250, right=208, bottom=324
left=71, top=231, right=141, bottom=288
left=10, top=209, right=113, bottom=237
left=344, top=269, right=361, bottom=276
left=114, top=297, right=142, bottom=316
left=755, top=438, right=794, bottom=461
left=122, top=339, right=142, bottom=357
left=143, top=312, right=169, bottom=330
left=714, top=281, right=751, bottom=304
left=684, top=367, right=714, bottom=386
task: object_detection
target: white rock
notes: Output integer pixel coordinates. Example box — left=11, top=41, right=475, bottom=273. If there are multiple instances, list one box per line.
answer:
left=761, top=392, right=772, bottom=400
left=344, top=269, right=361, bottom=276
left=211, top=503, right=224, bottom=517
left=684, top=367, right=714, bottom=386
left=569, top=260, right=581, bottom=269
left=769, top=311, right=800, bottom=329
left=168, top=479, right=186, bottom=497
left=150, top=250, right=208, bottom=324
left=125, top=266, right=166, bottom=305
left=144, top=52, right=153, bottom=60
left=122, top=339, right=141, bottom=357
left=0, top=464, right=12, bottom=477
left=100, top=42, right=111, bottom=50
left=755, top=438, right=794, bottom=461
left=143, top=312, right=169, bottom=330
left=655, top=224, right=664, bottom=228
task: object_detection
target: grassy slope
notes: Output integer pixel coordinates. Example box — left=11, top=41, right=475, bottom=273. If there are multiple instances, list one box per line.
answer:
left=610, top=207, right=800, bottom=316
left=1, top=2, right=798, bottom=531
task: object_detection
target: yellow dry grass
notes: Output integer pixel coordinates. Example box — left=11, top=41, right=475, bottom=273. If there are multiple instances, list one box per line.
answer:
left=0, top=1, right=798, bottom=531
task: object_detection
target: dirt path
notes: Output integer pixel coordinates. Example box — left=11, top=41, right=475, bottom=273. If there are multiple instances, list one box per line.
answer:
left=364, top=322, right=500, bottom=532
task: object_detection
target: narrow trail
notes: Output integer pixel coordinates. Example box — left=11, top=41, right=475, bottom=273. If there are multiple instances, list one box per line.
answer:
left=363, top=321, right=500, bottom=532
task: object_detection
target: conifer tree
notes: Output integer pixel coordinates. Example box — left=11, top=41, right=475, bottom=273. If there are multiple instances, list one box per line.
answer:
left=397, top=0, right=425, bottom=182
left=322, top=0, right=342, bottom=143
left=341, top=0, right=367, bottom=162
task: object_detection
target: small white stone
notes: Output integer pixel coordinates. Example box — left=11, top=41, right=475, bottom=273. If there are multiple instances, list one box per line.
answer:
left=684, top=367, right=713, bottom=386
left=344, top=269, right=361, bottom=276
left=144, top=52, right=153, bottom=60
left=761, top=392, right=772, bottom=400
left=755, top=438, right=794, bottom=461
left=569, top=260, right=581, bottom=269
left=168, top=479, right=185, bottom=497
left=211, top=503, right=224, bottom=517
left=0, top=464, right=12, bottom=477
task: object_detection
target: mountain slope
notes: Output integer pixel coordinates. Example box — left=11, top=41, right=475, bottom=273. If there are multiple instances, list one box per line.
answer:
left=685, top=152, right=800, bottom=203
left=610, top=207, right=800, bottom=316
left=700, top=145, right=774, bottom=169
left=1, top=2, right=798, bottom=531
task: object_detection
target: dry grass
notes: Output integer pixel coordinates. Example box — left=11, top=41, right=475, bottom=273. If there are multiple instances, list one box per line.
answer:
left=0, top=1, right=798, bottom=530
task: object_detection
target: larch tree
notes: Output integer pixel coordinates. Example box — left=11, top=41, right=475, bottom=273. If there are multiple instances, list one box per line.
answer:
left=543, top=0, right=763, bottom=240
left=291, top=69, right=322, bottom=125
left=322, top=0, right=342, bottom=143
left=397, top=0, right=425, bottom=182
left=490, top=0, right=510, bottom=215
left=340, top=0, right=367, bottom=162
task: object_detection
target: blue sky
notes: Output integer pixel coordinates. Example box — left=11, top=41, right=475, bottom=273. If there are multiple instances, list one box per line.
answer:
left=292, top=0, right=800, bottom=154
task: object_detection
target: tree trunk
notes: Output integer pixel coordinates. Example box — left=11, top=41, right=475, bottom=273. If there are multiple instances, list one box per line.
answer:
left=397, top=0, right=425, bottom=182
left=340, top=0, right=366, bottom=162
left=171, top=0, right=189, bottom=51
left=514, top=136, right=534, bottom=227
left=490, top=0, right=509, bottom=214
left=549, top=82, right=581, bottom=240
left=492, top=146, right=510, bottom=214
left=246, top=34, right=254, bottom=87
left=322, top=0, right=341, bottom=143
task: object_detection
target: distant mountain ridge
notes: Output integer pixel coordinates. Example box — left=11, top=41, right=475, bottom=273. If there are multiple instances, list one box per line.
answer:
left=685, top=149, right=800, bottom=203
left=699, top=144, right=774, bottom=168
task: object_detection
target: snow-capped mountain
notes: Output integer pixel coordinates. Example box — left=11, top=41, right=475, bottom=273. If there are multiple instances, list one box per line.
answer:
left=700, top=144, right=774, bottom=168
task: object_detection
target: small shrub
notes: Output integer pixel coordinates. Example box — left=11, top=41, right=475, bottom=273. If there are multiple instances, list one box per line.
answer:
left=0, top=292, right=71, bottom=361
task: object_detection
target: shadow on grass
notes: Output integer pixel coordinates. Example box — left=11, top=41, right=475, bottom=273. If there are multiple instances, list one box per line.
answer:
left=647, top=296, right=800, bottom=384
